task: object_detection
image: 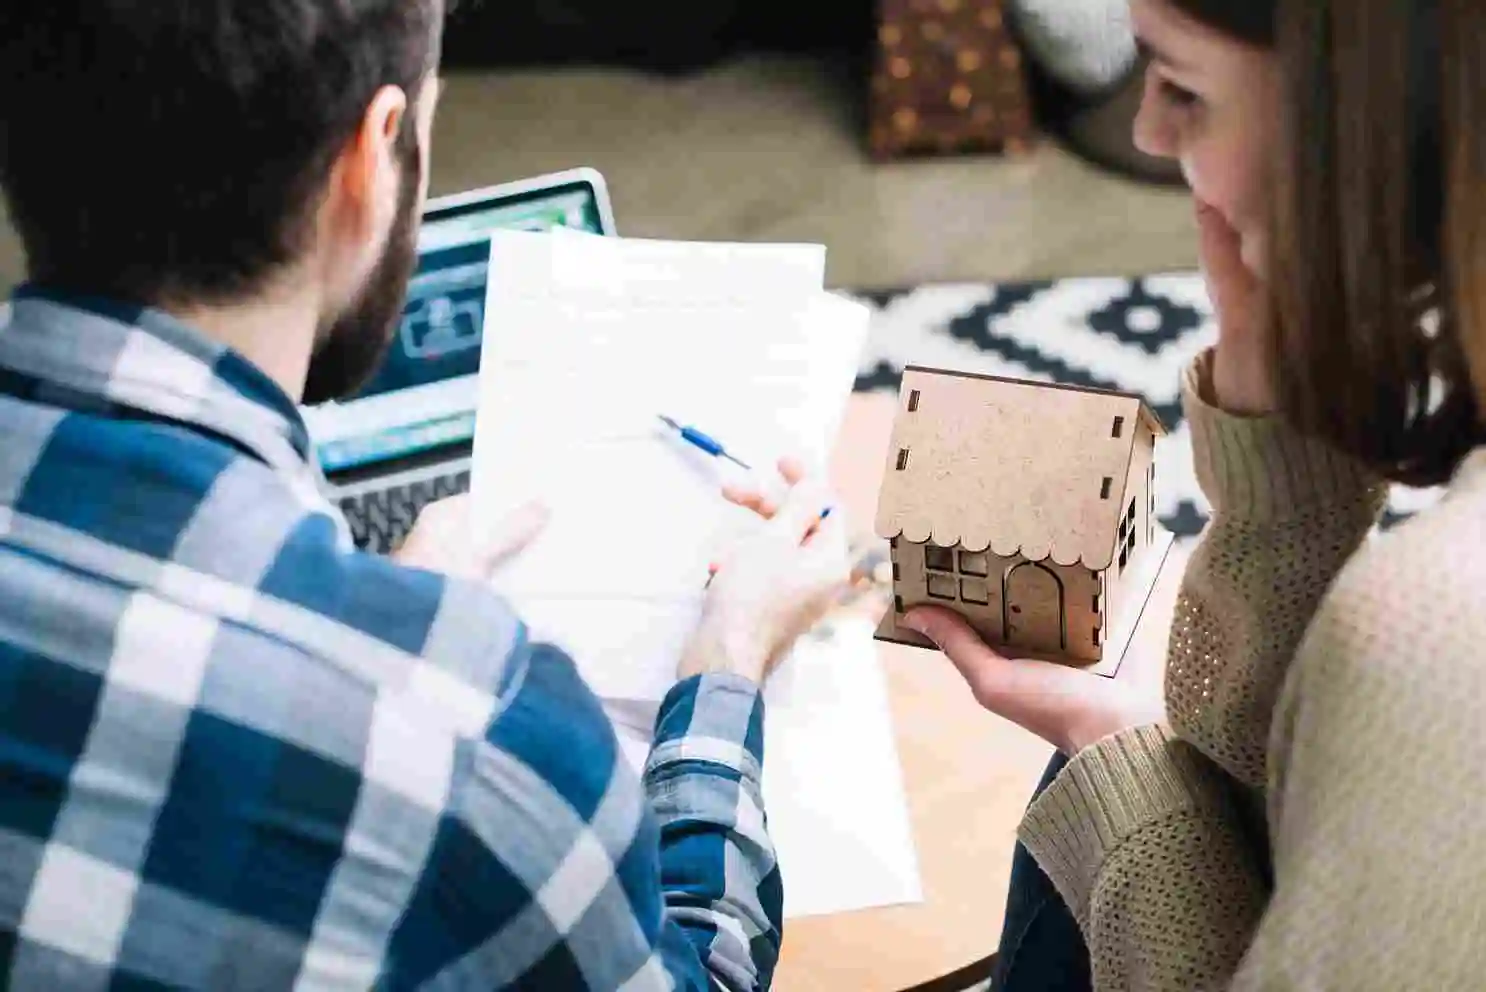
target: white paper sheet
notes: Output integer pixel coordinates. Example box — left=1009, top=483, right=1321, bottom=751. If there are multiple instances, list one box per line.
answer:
left=471, top=229, right=871, bottom=703
left=519, top=598, right=705, bottom=705
left=467, top=230, right=920, bottom=918
left=543, top=226, right=829, bottom=303
left=611, top=616, right=924, bottom=920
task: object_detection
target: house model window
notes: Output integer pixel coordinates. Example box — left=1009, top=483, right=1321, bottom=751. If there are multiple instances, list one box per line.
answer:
left=921, top=544, right=993, bottom=604
left=874, top=366, right=1176, bottom=679
left=1118, top=497, right=1137, bottom=572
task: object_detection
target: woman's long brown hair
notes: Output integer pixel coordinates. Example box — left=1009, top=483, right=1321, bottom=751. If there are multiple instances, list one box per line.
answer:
left=1168, top=0, right=1274, bottom=45
left=1173, top=0, right=1484, bottom=487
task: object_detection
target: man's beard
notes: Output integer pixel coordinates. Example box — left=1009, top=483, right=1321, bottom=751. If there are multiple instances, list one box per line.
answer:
left=301, top=131, right=422, bottom=407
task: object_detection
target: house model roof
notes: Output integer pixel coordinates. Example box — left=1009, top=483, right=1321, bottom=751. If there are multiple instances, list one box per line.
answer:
left=875, top=366, right=1167, bottom=571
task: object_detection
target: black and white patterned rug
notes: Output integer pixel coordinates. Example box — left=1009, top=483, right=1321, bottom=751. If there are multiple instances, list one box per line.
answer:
left=840, top=273, right=1441, bottom=538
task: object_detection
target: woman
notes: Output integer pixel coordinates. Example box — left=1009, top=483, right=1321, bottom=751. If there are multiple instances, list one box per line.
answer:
left=897, top=0, right=1486, bottom=987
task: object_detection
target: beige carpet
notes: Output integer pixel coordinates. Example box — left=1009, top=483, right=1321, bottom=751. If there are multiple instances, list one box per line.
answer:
left=0, top=55, right=1196, bottom=294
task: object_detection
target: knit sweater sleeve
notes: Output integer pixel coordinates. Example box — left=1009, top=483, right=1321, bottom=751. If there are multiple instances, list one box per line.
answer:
left=1016, top=348, right=1390, bottom=990
left=1229, top=473, right=1486, bottom=989
left=1164, top=349, right=1389, bottom=787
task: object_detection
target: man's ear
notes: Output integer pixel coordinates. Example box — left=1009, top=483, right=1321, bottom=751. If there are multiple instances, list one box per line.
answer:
left=325, top=85, right=410, bottom=246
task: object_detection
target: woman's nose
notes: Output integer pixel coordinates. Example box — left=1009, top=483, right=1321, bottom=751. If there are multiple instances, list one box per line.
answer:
left=1132, top=68, right=1177, bottom=160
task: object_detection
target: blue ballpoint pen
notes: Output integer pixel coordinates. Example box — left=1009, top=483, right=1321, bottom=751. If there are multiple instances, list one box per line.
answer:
left=657, top=414, right=832, bottom=520
left=657, top=414, right=752, bottom=470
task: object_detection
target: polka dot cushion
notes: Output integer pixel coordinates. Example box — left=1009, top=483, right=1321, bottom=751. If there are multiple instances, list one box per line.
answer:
left=869, top=0, right=1036, bottom=158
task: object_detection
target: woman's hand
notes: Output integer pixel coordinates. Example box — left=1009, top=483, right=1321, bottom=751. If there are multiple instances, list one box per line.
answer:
left=1196, top=198, right=1278, bottom=416
left=678, top=459, right=852, bottom=685
left=900, top=607, right=1166, bottom=756
left=393, top=495, right=550, bottom=581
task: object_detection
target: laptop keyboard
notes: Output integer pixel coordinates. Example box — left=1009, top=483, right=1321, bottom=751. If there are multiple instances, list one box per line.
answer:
left=339, top=469, right=471, bottom=555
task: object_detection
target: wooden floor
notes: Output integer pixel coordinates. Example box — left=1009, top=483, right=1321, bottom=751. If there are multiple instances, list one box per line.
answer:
left=0, top=55, right=1198, bottom=294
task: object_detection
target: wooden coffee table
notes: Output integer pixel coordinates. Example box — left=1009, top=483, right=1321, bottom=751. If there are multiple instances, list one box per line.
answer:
left=771, top=391, right=1190, bottom=991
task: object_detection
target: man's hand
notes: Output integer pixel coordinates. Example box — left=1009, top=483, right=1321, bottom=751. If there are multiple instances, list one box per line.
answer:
left=679, top=459, right=852, bottom=685
left=901, top=607, right=1166, bottom=756
left=393, top=495, right=549, bottom=581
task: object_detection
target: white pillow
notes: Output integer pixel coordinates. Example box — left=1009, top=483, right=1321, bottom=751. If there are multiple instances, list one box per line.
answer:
left=1010, top=0, right=1139, bottom=96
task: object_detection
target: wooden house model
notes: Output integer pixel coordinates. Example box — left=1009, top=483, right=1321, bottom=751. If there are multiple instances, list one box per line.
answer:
left=874, top=366, right=1175, bottom=678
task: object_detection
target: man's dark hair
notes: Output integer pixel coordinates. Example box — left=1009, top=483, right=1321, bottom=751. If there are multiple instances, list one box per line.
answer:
left=0, top=0, right=444, bottom=305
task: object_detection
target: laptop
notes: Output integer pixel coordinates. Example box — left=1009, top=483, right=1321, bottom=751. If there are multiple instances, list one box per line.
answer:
left=303, top=167, right=618, bottom=554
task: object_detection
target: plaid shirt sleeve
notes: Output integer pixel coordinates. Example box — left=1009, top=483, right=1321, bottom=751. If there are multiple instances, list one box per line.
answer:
left=645, top=674, right=781, bottom=990
left=391, top=625, right=782, bottom=991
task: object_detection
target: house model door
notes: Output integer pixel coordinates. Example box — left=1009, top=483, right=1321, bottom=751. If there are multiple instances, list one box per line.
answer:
left=1004, top=562, right=1065, bottom=654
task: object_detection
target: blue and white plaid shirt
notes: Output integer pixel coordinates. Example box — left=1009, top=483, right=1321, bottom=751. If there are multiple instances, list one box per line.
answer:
left=0, top=287, right=782, bottom=990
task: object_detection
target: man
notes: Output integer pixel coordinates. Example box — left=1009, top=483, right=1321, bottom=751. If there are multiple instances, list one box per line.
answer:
left=0, top=1, right=847, bottom=988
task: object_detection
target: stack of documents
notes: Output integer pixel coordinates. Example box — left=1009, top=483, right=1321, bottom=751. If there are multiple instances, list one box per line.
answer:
left=471, top=229, right=866, bottom=704
left=470, top=229, right=922, bottom=918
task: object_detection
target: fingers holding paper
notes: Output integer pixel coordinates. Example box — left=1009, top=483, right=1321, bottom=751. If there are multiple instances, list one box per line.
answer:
left=681, top=469, right=852, bottom=685
left=718, top=456, right=808, bottom=520
left=394, top=494, right=551, bottom=581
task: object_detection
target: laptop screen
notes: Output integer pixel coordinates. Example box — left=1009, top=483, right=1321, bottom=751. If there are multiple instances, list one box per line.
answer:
left=306, top=175, right=611, bottom=478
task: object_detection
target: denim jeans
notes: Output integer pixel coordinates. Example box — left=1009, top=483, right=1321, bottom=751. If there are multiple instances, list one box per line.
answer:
left=991, top=752, right=1093, bottom=991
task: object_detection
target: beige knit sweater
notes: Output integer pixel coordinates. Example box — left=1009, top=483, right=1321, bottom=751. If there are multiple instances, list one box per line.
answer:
left=1019, top=348, right=1486, bottom=989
